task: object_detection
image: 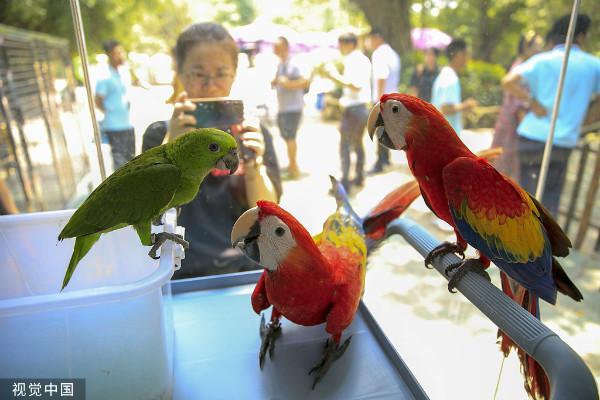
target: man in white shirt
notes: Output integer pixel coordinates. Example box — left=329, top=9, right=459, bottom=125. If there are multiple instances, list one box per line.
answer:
left=366, top=29, right=400, bottom=174
left=325, top=33, right=372, bottom=191
left=431, top=39, right=477, bottom=136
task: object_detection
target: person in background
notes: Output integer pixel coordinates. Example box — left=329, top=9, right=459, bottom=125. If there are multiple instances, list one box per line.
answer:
left=502, top=14, right=599, bottom=216
left=408, top=47, right=439, bottom=102
left=431, top=39, right=478, bottom=136
left=94, top=40, right=135, bottom=171
left=491, top=32, right=544, bottom=181
left=142, top=22, right=281, bottom=277
left=271, top=36, right=310, bottom=179
left=365, top=28, right=400, bottom=174
left=324, top=33, right=372, bottom=191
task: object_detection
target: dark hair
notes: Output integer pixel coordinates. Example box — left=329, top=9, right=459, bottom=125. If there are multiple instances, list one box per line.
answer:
left=548, top=14, right=591, bottom=45
left=446, top=39, right=467, bottom=60
left=425, top=47, right=440, bottom=57
left=517, top=31, right=540, bottom=56
left=277, top=36, right=289, bottom=49
left=338, top=32, right=358, bottom=46
left=175, top=22, right=239, bottom=72
left=368, top=28, right=383, bottom=38
left=102, top=40, right=121, bottom=54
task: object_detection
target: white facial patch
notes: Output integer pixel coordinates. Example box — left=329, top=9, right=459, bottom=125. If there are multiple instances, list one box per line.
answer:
left=382, top=100, right=413, bottom=149
left=257, top=215, right=297, bottom=271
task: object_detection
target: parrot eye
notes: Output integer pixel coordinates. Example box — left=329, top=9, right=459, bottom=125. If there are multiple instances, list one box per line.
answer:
left=392, top=105, right=400, bottom=114
left=208, top=143, right=220, bottom=152
left=275, top=227, right=285, bottom=237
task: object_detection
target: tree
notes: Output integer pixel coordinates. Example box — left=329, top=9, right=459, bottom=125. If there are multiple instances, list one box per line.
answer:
left=350, top=0, right=412, bottom=56
left=432, top=0, right=599, bottom=64
left=0, top=0, right=191, bottom=55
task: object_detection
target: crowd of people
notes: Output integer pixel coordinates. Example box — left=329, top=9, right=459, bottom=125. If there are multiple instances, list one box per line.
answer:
left=79, top=13, right=600, bottom=277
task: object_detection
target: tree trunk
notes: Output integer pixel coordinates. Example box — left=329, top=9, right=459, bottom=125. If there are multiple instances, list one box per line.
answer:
left=351, top=0, right=412, bottom=56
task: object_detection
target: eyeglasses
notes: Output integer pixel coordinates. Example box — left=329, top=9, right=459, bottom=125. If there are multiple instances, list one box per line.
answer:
left=184, top=71, right=235, bottom=88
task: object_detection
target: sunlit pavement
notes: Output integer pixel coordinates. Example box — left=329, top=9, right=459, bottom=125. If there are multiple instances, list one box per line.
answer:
left=117, top=86, right=598, bottom=399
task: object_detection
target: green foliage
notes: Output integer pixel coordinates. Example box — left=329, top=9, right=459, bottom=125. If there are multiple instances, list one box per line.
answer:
left=212, top=0, right=256, bottom=27
left=270, top=0, right=368, bottom=33
left=0, top=0, right=192, bottom=55
left=462, top=60, right=506, bottom=107
left=461, top=60, right=506, bottom=128
left=424, top=0, right=599, bottom=64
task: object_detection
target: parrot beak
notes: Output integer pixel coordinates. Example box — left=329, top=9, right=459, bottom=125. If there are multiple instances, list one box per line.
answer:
left=216, top=149, right=240, bottom=175
left=367, top=101, right=381, bottom=141
left=231, top=207, right=261, bottom=264
left=367, top=101, right=395, bottom=150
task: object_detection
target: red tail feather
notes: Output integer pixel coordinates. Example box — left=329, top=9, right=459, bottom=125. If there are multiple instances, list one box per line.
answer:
left=499, top=272, right=551, bottom=400
left=363, top=181, right=421, bottom=240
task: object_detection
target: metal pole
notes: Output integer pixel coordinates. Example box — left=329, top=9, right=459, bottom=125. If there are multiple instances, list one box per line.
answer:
left=68, top=0, right=106, bottom=181
left=534, top=0, right=581, bottom=200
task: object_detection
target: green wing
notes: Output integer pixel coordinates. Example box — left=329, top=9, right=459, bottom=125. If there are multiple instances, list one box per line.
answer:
left=59, top=154, right=181, bottom=239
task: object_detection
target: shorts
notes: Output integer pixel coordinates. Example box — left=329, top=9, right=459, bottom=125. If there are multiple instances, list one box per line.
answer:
left=277, top=111, right=303, bottom=141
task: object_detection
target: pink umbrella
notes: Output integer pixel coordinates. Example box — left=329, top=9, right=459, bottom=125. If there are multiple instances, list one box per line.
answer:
left=411, top=28, right=452, bottom=50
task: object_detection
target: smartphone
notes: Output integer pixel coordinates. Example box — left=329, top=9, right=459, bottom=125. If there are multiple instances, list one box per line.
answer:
left=186, top=97, right=244, bottom=132
left=186, top=98, right=254, bottom=160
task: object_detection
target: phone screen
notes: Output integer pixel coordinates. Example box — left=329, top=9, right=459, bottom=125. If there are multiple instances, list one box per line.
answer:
left=186, top=98, right=244, bottom=133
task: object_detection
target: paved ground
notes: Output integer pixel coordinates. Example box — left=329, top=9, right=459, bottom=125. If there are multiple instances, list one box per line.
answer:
left=77, top=85, right=598, bottom=399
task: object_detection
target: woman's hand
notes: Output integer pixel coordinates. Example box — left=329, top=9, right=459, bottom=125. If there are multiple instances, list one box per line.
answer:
left=239, top=126, right=265, bottom=165
left=168, top=91, right=197, bottom=140
left=239, top=125, right=278, bottom=204
left=530, top=99, right=548, bottom=117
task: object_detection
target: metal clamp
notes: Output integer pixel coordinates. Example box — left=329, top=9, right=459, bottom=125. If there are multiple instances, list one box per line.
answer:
left=173, top=225, right=186, bottom=271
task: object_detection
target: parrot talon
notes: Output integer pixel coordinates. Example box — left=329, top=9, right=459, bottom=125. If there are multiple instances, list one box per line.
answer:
left=148, top=232, right=189, bottom=260
left=258, top=314, right=282, bottom=370
left=445, top=259, right=490, bottom=293
left=424, top=241, right=465, bottom=268
left=309, top=336, right=352, bottom=389
left=152, top=216, right=164, bottom=226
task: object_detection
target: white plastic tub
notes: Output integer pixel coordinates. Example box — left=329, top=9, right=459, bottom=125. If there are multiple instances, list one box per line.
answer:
left=0, top=208, right=179, bottom=400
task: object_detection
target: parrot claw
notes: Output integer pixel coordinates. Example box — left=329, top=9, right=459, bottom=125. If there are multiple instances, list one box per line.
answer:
left=309, top=336, right=352, bottom=389
left=445, top=258, right=491, bottom=293
left=259, top=314, right=282, bottom=370
left=424, top=241, right=465, bottom=269
left=152, top=215, right=164, bottom=226
left=148, top=232, right=189, bottom=260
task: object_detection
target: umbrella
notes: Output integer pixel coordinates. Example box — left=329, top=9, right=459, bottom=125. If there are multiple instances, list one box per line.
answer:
left=411, top=28, right=452, bottom=50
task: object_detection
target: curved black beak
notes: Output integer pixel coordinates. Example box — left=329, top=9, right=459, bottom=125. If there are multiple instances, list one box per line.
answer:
left=216, top=149, right=240, bottom=175
left=367, top=102, right=395, bottom=150
left=231, top=207, right=261, bottom=263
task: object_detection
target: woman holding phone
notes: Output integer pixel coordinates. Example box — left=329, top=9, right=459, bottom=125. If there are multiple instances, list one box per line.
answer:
left=142, top=22, right=282, bottom=277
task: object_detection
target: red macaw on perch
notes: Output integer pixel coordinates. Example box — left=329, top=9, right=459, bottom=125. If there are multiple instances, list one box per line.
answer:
left=367, top=93, right=583, bottom=400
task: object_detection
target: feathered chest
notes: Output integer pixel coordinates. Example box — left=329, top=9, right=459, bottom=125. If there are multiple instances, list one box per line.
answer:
left=171, top=172, right=206, bottom=207
left=264, top=265, right=335, bottom=326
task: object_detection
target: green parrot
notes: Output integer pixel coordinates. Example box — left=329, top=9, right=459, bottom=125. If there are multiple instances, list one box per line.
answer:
left=58, top=128, right=239, bottom=290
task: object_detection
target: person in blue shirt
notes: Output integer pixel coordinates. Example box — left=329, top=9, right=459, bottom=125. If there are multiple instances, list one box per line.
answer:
left=94, top=40, right=135, bottom=171
left=431, top=39, right=478, bottom=136
left=502, top=14, right=600, bottom=216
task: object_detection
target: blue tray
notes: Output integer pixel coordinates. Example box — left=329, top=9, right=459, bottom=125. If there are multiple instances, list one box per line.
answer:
left=171, top=271, right=428, bottom=399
